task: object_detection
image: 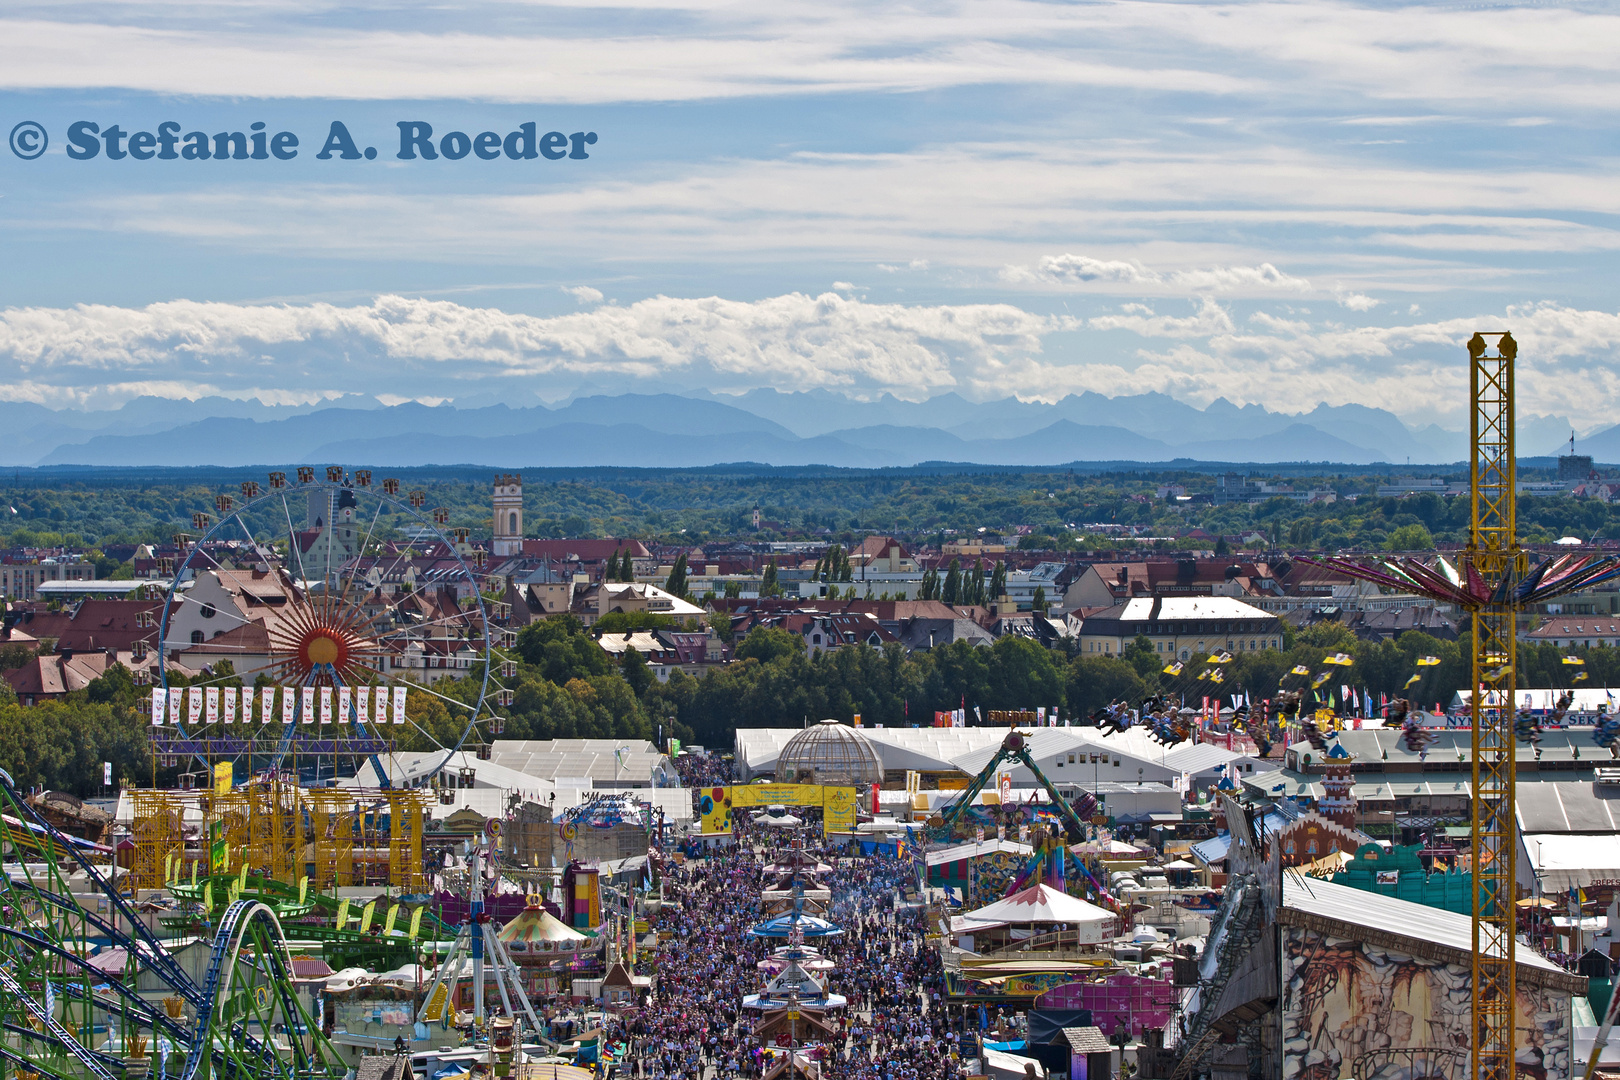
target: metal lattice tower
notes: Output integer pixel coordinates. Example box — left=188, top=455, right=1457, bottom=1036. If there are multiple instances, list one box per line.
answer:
left=1469, top=330, right=1518, bottom=1080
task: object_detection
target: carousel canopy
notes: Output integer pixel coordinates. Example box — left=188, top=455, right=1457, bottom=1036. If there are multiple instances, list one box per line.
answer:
left=748, top=913, right=845, bottom=938
left=963, top=884, right=1114, bottom=927
left=498, top=904, right=590, bottom=949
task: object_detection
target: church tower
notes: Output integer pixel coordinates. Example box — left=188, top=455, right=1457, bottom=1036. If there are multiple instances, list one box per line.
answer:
left=493, top=474, right=523, bottom=557
left=1318, top=742, right=1358, bottom=831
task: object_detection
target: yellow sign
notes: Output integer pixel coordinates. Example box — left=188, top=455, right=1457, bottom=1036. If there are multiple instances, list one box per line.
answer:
left=213, top=761, right=233, bottom=795
left=698, top=786, right=732, bottom=834
left=408, top=906, right=424, bottom=941
left=422, top=982, right=449, bottom=1022
left=730, top=784, right=825, bottom=808
left=823, top=787, right=857, bottom=836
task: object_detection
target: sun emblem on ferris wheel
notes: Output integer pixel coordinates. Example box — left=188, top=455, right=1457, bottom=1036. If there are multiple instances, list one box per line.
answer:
left=266, top=592, right=386, bottom=685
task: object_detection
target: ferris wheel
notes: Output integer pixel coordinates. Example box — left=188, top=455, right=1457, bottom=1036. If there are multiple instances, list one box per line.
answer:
left=147, top=467, right=517, bottom=784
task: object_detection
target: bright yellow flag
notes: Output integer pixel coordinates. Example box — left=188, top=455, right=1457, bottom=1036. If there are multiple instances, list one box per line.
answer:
left=203, top=882, right=213, bottom=914
left=335, top=898, right=350, bottom=931
left=384, top=905, right=399, bottom=935
left=1416, top=655, right=1441, bottom=667
left=298, top=877, right=309, bottom=904
left=408, top=906, right=424, bottom=941
left=359, top=899, right=377, bottom=934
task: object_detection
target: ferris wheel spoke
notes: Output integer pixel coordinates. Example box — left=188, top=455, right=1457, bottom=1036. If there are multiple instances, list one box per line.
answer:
left=370, top=611, right=483, bottom=640
left=334, top=496, right=389, bottom=611
left=392, top=675, right=487, bottom=716
left=278, top=492, right=315, bottom=589
left=170, top=588, right=261, bottom=631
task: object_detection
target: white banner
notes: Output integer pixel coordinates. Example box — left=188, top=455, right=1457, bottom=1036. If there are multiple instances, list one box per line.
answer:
left=337, top=686, right=351, bottom=724
left=319, top=686, right=333, bottom=725
left=301, top=686, right=315, bottom=724
left=151, top=688, right=166, bottom=726
left=205, top=686, right=218, bottom=724
left=222, top=687, right=236, bottom=725
left=170, top=689, right=183, bottom=726
left=262, top=686, right=275, bottom=723
left=1037, top=706, right=1046, bottom=727
left=356, top=686, right=371, bottom=725
left=392, top=686, right=408, bottom=724
left=187, top=687, right=203, bottom=725
left=282, top=686, right=296, bottom=725
left=376, top=689, right=388, bottom=725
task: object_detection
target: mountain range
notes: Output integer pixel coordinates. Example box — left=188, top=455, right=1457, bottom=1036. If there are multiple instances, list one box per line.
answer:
left=0, top=392, right=1598, bottom=470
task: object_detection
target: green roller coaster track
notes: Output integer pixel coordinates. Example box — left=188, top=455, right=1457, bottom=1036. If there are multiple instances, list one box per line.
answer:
left=0, top=769, right=348, bottom=1080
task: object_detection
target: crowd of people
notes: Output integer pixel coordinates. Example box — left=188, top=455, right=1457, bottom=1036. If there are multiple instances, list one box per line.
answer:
left=599, top=796, right=980, bottom=1080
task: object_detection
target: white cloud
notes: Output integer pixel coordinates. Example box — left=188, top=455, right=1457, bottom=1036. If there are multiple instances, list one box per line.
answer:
left=1337, top=291, right=1379, bottom=311
left=1009, top=255, right=1310, bottom=295
left=0, top=292, right=1073, bottom=405
left=5, top=0, right=1620, bottom=111
left=3, top=293, right=1620, bottom=428
left=562, top=285, right=604, bottom=304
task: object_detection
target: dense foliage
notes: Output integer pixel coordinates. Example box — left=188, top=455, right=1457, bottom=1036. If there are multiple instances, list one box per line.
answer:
left=10, top=609, right=1620, bottom=795
left=3, top=466, right=1613, bottom=551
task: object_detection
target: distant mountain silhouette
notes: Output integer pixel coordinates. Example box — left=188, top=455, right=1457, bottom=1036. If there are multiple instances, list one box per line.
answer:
left=20, top=390, right=1562, bottom=469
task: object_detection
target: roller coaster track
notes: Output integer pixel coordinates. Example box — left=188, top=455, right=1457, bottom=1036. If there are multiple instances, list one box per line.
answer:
left=0, top=769, right=347, bottom=1080
left=1168, top=875, right=1264, bottom=1080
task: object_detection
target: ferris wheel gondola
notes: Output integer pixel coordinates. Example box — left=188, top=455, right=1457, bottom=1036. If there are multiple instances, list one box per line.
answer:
left=150, top=470, right=510, bottom=786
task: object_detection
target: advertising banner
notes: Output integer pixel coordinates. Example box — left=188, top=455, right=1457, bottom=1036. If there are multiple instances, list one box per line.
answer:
left=698, top=787, right=732, bottom=834
left=730, top=783, right=826, bottom=808
left=823, top=787, right=858, bottom=835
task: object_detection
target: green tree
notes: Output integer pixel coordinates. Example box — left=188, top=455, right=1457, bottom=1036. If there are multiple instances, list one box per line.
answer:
left=665, top=553, right=689, bottom=598
left=990, top=561, right=1008, bottom=604
left=1065, top=655, right=1148, bottom=721
left=920, top=567, right=940, bottom=601
left=760, top=560, right=780, bottom=597
left=1032, top=586, right=1048, bottom=613
left=621, top=646, right=654, bottom=697
left=1297, top=622, right=1359, bottom=653
left=734, top=626, right=803, bottom=664
left=515, top=615, right=613, bottom=683
left=943, top=558, right=962, bottom=605
left=1121, top=634, right=1161, bottom=684
left=1386, top=524, right=1435, bottom=551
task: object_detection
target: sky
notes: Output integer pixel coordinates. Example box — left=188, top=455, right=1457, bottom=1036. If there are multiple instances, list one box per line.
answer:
left=2, top=0, right=1619, bottom=436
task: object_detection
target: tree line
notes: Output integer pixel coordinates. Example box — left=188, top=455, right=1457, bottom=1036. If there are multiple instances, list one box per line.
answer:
left=9, top=610, right=1618, bottom=797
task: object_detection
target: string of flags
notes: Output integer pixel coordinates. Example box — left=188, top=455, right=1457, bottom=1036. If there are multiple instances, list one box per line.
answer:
left=148, top=685, right=408, bottom=725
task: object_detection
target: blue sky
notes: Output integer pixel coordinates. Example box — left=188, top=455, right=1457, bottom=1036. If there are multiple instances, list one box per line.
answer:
left=2, top=0, right=1619, bottom=436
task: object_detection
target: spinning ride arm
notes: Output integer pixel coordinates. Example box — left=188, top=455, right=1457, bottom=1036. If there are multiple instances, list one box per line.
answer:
left=939, top=731, right=1091, bottom=843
